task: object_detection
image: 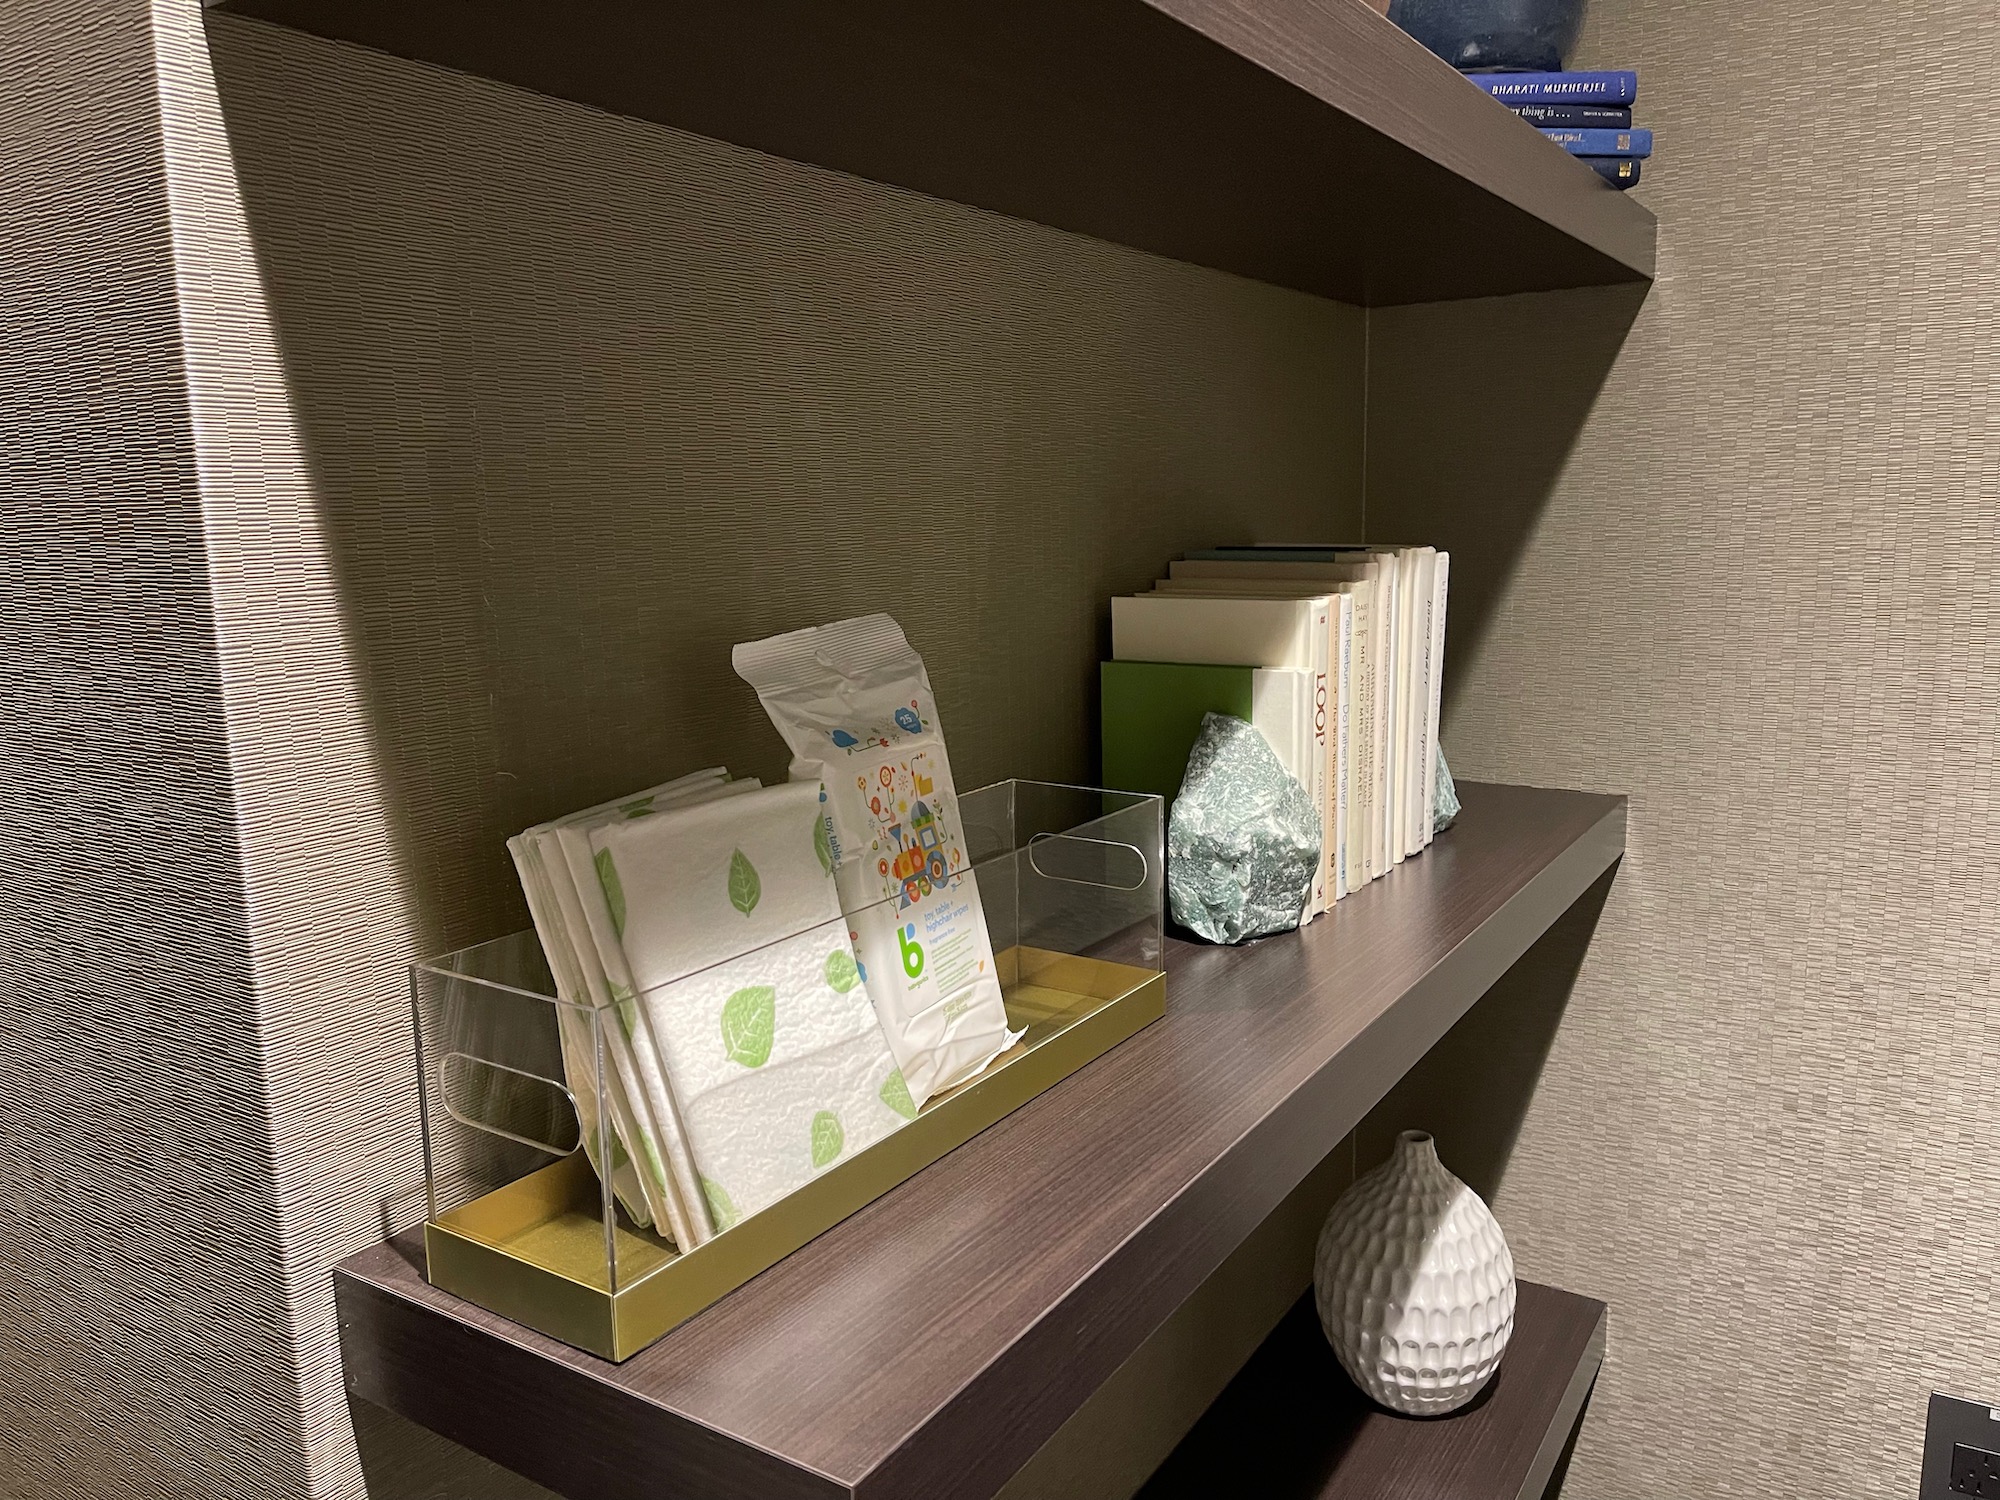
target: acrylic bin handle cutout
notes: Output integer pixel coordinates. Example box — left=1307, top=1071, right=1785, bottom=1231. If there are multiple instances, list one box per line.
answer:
left=1026, top=831, right=1150, bottom=891
left=439, top=1051, right=583, bottom=1157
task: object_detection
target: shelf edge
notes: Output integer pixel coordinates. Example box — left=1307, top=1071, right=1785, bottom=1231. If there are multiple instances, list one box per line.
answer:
left=859, top=791, right=1627, bottom=1500
left=1515, top=1300, right=1607, bottom=1500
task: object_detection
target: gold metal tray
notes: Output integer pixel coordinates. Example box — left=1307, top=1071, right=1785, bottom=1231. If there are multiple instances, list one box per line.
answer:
left=425, top=946, right=1165, bottom=1360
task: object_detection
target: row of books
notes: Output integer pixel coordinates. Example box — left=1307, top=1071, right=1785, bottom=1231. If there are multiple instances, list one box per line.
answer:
left=1103, top=545, right=1449, bottom=922
left=1469, top=69, right=1652, bottom=191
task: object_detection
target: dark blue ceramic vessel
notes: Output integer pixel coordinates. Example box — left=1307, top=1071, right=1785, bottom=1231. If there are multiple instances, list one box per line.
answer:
left=1387, top=0, right=1588, bottom=72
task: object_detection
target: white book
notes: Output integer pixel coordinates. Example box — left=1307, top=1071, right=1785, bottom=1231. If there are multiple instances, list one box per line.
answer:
left=1331, top=549, right=1399, bottom=877
left=1420, top=552, right=1450, bottom=849
left=1151, top=577, right=1366, bottom=901
left=1252, top=670, right=1322, bottom=825
left=1347, top=582, right=1373, bottom=888
left=1195, top=546, right=1446, bottom=865
left=1393, top=548, right=1422, bottom=862
left=1304, top=597, right=1332, bottom=915
left=1113, top=592, right=1332, bottom=917
left=1160, top=568, right=1376, bottom=892
left=1329, top=594, right=1353, bottom=899
left=1172, top=559, right=1370, bottom=583
left=1112, top=594, right=1320, bottom=671
left=1403, top=549, right=1434, bottom=857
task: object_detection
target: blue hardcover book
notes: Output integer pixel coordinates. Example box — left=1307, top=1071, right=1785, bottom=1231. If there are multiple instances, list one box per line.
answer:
left=1540, top=127, right=1653, bottom=159
left=1511, top=102, right=1632, bottom=128
left=1468, top=70, right=1638, bottom=105
left=1582, top=156, right=1642, bottom=189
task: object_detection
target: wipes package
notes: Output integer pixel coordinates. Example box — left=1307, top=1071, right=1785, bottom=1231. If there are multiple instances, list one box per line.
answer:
left=734, top=614, right=1016, bottom=1108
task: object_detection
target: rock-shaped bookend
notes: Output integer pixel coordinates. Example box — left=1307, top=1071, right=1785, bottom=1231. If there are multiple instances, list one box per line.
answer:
left=1433, top=743, right=1461, bottom=832
left=1166, top=712, right=1321, bottom=944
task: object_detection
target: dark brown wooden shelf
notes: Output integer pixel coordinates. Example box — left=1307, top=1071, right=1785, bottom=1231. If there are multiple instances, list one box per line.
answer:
left=208, top=0, right=1655, bottom=306
left=334, top=781, right=1624, bottom=1500
left=1139, top=1281, right=1608, bottom=1500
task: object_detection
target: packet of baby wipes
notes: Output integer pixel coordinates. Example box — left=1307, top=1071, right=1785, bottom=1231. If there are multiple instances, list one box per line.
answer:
left=733, top=615, right=1017, bottom=1109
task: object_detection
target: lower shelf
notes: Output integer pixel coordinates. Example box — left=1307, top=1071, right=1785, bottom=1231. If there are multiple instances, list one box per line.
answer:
left=1138, top=1281, right=1607, bottom=1500
left=333, top=783, right=1624, bottom=1500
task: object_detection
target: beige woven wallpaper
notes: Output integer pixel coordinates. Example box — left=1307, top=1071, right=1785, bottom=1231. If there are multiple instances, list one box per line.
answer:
left=3, top=3, right=1359, bottom=1497
left=1365, top=0, right=2000, bottom=1493
left=0, top=3, right=320, bottom=1498
left=8, top=0, right=1997, bottom=1494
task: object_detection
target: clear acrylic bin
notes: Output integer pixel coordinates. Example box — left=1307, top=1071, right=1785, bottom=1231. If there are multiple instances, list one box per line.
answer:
left=412, top=780, right=1165, bottom=1360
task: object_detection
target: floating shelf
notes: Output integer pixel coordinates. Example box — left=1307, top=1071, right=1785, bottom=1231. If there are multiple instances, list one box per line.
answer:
left=334, top=781, right=1624, bottom=1500
left=208, top=0, right=1656, bottom=306
left=1139, top=1281, right=1608, bottom=1499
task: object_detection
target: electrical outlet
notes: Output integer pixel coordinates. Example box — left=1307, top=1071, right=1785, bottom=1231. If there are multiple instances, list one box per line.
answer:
left=1953, top=1444, right=2000, bottom=1499
left=1928, top=1394, right=2000, bottom=1500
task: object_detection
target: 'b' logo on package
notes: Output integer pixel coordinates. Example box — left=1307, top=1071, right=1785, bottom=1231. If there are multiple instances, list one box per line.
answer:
left=898, top=922, right=926, bottom=980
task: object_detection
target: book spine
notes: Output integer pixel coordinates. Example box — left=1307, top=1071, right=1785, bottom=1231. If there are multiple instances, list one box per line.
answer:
left=1308, top=600, right=1332, bottom=917
left=1469, top=69, right=1638, bottom=105
left=1346, top=584, right=1373, bottom=890
left=1510, top=102, right=1632, bottom=127
left=1332, top=597, right=1352, bottom=899
left=1407, top=550, right=1436, bottom=859
left=1421, top=554, right=1450, bottom=850
left=1390, top=552, right=1414, bottom=866
left=1250, top=668, right=1316, bottom=824
left=1371, top=555, right=1397, bottom=877
left=1582, top=156, right=1643, bottom=188
left=1372, top=572, right=1391, bottom=880
left=1286, top=675, right=1319, bottom=889
left=1539, top=127, right=1652, bottom=158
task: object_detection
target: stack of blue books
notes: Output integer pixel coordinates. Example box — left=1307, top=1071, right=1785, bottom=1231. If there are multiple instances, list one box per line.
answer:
left=1467, top=70, right=1651, bottom=191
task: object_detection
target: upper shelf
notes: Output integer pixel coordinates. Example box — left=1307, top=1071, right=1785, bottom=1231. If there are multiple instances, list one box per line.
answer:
left=334, top=781, right=1625, bottom=1500
left=208, top=0, right=1656, bottom=306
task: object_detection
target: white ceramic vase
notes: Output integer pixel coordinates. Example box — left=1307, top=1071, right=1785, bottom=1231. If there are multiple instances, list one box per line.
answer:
left=1312, top=1130, right=1516, bottom=1416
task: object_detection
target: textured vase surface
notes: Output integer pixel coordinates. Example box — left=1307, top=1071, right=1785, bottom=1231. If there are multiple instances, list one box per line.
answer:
left=1313, top=1130, right=1516, bottom=1415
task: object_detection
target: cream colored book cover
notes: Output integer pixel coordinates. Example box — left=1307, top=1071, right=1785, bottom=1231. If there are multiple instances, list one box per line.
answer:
left=1144, top=580, right=1328, bottom=916
left=1152, top=575, right=1363, bottom=902
left=1162, top=560, right=1380, bottom=889
left=1111, top=593, right=1320, bottom=670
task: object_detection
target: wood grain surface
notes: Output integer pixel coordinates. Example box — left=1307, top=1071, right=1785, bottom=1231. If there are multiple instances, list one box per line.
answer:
left=335, top=782, right=1625, bottom=1500
left=210, top=0, right=1655, bottom=304
left=1138, top=1281, right=1609, bottom=1499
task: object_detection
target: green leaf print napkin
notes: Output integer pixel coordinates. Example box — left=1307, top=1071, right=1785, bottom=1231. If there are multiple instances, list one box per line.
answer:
left=508, top=766, right=750, bottom=1249
left=586, top=780, right=911, bottom=1234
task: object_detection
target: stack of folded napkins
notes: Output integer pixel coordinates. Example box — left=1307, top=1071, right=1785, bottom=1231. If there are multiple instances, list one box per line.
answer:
left=509, top=772, right=911, bottom=1248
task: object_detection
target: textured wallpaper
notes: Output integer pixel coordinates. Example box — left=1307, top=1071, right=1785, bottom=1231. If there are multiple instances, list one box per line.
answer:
left=0, top=3, right=1361, bottom=1496
left=18, top=0, right=1991, bottom=1494
left=0, top=3, right=322, bottom=1498
left=1365, top=0, right=2000, bottom=1492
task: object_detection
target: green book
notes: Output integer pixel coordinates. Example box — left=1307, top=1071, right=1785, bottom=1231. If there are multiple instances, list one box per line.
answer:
left=1100, top=660, right=1315, bottom=805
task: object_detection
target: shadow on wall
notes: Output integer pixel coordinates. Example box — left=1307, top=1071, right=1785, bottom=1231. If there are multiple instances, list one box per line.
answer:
left=202, top=10, right=1365, bottom=965
left=1367, top=283, right=1646, bottom=724
left=1356, top=866, right=1616, bottom=1202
